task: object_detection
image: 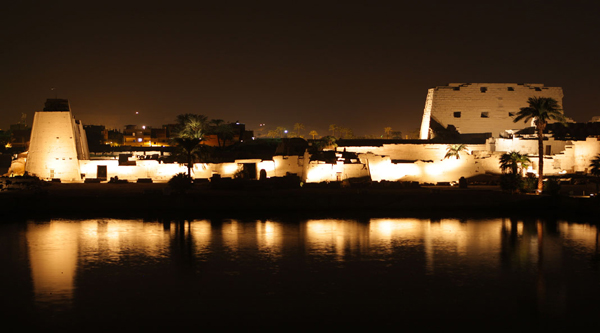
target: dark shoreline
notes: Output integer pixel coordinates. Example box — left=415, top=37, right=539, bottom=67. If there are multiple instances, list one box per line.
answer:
left=1, top=183, right=598, bottom=222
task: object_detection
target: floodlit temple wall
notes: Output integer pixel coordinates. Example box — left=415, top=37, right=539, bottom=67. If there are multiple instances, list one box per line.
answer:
left=339, top=143, right=487, bottom=161
left=304, top=161, right=368, bottom=183
left=70, top=137, right=600, bottom=184
left=26, top=111, right=88, bottom=181
left=489, top=137, right=569, bottom=156
left=360, top=152, right=482, bottom=183
left=571, top=137, right=600, bottom=173
left=273, top=155, right=304, bottom=178
left=24, top=137, right=600, bottom=184
left=420, top=83, right=564, bottom=139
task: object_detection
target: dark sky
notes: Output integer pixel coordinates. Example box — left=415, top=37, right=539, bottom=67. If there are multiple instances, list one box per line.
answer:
left=2, top=0, right=600, bottom=137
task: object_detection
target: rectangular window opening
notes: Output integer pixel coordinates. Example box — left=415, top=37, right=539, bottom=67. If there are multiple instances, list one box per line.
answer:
left=480, top=87, right=487, bottom=93
left=453, top=112, right=461, bottom=118
left=507, top=87, right=514, bottom=91
left=481, top=112, right=489, bottom=118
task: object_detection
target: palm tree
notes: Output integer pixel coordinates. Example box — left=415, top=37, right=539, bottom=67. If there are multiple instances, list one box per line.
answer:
left=444, top=144, right=468, bottom=159
left=329, top=124, right=337, bottom=137
left=338, top=127, right=353, bottom=139
left=266, top=127, right=285, bottom=138
left=589, top=154, right=600, bottom=192
left=176, top=114, right=208, bottom=139
left=173, top=114, right=208, bottom=177
left=384, top=127, right=392, bottom=139
left=309, top=130, right=318, bottom=139
left=293, top=123, right=305, bottom=138
left=174, top=137, right=202, bottom=178
left=499, top=151, right=531, bottom=175
left=209, top=119, right=236, bottom=147
left=513, top=97, right=566, bottom=193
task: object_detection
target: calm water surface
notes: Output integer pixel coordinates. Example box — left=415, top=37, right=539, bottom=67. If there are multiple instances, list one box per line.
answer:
left=1, top=217, right=599, bottom=330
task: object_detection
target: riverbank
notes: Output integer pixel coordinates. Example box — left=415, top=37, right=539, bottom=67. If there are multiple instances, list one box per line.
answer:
left=1, top=182, right=598, bottom=221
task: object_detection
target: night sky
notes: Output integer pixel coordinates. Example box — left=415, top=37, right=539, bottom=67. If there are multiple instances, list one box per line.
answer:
left=2, top=1, right=600, bottom=137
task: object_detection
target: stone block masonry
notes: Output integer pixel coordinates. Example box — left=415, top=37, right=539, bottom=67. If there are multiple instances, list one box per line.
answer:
left=420, top=83, right=564, bottom=139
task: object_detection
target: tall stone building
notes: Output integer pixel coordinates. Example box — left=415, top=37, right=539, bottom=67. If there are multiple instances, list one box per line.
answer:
left=25, top=99, right=89, bottom=181
left=419, top=83, right=564, bottom=139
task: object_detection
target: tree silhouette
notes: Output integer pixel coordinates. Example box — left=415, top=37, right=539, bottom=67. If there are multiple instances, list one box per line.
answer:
left=293, top=123, right=305, bottom=138
left=513, top=97, right=565, bottom=193
left=173, top=114, right=208, bottom=177
left=329, top=124, right=337, bottom=137
left=209, top=119, right=236, bottom=147
left=384, top=127, right=392, bottom=139
left=499, top=151, right=530, bottom=175
left=589, top=154, right=600, bottom=192
left=267, top=127, right=286, bottom=138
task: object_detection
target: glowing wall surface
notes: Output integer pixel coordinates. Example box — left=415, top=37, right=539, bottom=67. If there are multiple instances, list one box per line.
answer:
left=26, top=111, right=89, bottom=181
left=420, top=83, right=564, bottom=137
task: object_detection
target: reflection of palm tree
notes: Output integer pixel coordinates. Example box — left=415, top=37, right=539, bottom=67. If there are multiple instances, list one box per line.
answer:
left=444, top=144, right=468, bottom=159
left=589, top=154, right=600, bottom=192
left=500, top=151, right=531, bottom=175
left=513, top=97, right=565, bottom=193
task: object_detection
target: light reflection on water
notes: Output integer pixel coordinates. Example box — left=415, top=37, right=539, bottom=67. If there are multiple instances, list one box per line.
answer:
left=6, top=217, right=600, bottom=329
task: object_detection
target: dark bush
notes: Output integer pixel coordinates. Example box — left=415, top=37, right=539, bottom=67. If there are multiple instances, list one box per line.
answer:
left=543, top=178, right=561, bottom=196
left=168, top=172, right=192, bottom=194
left=500, top=174, right=523, bottom=193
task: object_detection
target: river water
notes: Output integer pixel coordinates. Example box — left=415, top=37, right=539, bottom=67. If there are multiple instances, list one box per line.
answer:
left=1, top=217, right=599, bottom=330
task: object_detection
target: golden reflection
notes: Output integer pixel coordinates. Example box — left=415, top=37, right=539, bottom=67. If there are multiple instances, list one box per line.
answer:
left=304, top=220, right=369, bottom=260
left=189, top=220, right=212, bottom=256
left=221, top=220, right=241, bottom=251
left=256, top=221, right=283, bottom=256
left=369, top=218, right=424, bottom=250
left=27, top=221, right=79, bottom=305
left=370, top=218, right=504, bottom=272
left=79, top=219, right=170, bottom=261
left=559, top=223, right=599, bottom=252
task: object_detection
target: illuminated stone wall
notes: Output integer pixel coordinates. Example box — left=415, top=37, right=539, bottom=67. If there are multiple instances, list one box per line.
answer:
left=489, top=137, right=568, bottom=156
left=26, top=111, right=89, bottom=181
left=342, top=142, right=487, bottom=161
left=360, top=153, right=482, bottom=183
left=571, top=137, right=600, bottom=173
left=304, top=161, right=368, bottom=183
left=420, top=83, right=564, bottom=138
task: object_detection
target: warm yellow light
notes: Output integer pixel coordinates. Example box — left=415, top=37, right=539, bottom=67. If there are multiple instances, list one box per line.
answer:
left=425, top=163, right=443, bottom=176
left=306, top=164, right=334, bottom=183
left=257, top=161, right=275, bottom=172
left=221, top=163, right=240, bottom=175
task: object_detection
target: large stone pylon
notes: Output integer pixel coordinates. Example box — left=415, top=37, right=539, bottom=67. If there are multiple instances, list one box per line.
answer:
left=25, top=99, right=89, bottom=181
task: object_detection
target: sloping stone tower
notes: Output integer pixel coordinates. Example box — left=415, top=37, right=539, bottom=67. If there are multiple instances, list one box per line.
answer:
left=419, top=83, right=564, bottom=139
left=25, top=99, right=89, bottom=181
